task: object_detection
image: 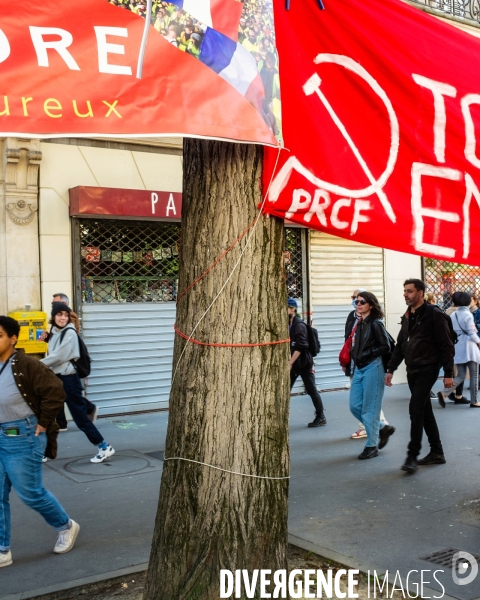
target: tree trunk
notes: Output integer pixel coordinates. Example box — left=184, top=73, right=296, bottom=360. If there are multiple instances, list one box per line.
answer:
left=143, top=139, right=290, bottom=600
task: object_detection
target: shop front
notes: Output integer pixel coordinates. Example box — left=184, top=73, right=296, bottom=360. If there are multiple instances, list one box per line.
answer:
left=70, top=187, right=181, bottom=415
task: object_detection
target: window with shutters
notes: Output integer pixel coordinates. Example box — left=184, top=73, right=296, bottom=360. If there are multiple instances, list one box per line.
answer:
left=77, top=220, right=303, bottom=305
left=284, top=227, right=304, bottom=301
left=78, top=219, right=180, bottom=304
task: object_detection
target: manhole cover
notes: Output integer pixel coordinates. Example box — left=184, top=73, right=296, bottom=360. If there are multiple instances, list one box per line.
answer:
left=420, top=548, right=480, bottom=567
left=45, top=449, right=163, bottom=483
left=65, top=454, right=150, bottom=477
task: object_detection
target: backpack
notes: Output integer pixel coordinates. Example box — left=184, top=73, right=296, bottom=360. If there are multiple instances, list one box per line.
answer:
left=59, top=328, right=92, bottom=378
left=294, top=319, right=321, bottom=357
left=423, top=304, right=458, bottom=345
left=306, top=323, right=321, bottom=357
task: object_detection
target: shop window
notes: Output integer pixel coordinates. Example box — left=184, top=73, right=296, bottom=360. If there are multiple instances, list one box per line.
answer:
left=284, top=227, right=303, bottom=301
left=78, top=219, right=180, bottom=303
left=425, top=258, right=480, bottom=309
left=78, top=220, right=303, bottom=305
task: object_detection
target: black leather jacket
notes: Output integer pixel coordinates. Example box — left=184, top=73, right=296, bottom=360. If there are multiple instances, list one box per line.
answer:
left=350, top=316, right=391, bottom=370
left=386, top=302, right=454, bottom=377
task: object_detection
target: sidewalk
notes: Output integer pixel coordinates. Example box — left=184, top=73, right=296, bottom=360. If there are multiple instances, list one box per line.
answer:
left=2, top=384, right=480, bottom=600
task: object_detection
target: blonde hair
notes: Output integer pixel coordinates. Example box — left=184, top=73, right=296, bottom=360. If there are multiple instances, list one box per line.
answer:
left=425, top=292, right=436, bottom=304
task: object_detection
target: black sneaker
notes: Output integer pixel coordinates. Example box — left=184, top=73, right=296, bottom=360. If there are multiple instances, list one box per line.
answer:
left=308, top=415, right=327, bottom=428
left=448, top=392, right=456, bottom=401
left=437, top=392, right=446, bottom=408
left=378, top=425, right=395, bottom=450
left=454, top=397, right=470, bottom=404
left=417, top=452, right=446, bottom=465
left=358, top=446, right=378, bottom=460
left=401, top=456, right=418, bottom=473
left=430, top=391, right=436, bottom=399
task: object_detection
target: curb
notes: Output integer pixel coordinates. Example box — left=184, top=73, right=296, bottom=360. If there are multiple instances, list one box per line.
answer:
left=0, top=563, right=148, bottom=600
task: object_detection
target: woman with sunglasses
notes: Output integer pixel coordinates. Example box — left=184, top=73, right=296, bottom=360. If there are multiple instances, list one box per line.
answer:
left=348, top=292, right=395, bottom=459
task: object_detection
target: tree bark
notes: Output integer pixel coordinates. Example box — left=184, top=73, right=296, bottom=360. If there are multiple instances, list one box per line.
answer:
left=144, top=139, right=290, bottom=600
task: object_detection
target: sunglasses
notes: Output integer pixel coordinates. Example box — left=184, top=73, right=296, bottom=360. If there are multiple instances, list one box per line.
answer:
left=354, top=299, right=368, bottom=305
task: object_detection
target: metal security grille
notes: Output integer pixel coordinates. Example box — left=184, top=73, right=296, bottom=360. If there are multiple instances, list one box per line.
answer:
left=79, top=219, right=180, bottom=304
left=409, top=0, right=480, bottom=23
left=424, top=258, right=480, bottom=310
left=284, top=227, right=304, bottom=300
left=420, top=547, right=480, bottom=567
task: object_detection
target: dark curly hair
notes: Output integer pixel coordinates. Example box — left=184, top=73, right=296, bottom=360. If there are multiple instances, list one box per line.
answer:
left=357, top=291, right=384, bottom=320
left=0, top=316, right=20, bottom=338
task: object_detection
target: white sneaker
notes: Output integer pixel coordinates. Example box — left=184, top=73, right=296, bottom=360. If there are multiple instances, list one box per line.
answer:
left=54, top=520, right=80, bottom=554
left=90, top=445, right=115, bottom=463
left=0, top=551, right=12, bottom=567
left=42, top=456, right=48, bottom=463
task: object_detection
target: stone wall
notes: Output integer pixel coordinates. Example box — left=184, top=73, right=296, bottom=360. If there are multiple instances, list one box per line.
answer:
left=0, top=138, right=42, bottom=313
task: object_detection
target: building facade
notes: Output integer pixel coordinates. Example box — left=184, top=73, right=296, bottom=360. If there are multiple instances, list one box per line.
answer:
left=1, top=1, right=478, bottom=414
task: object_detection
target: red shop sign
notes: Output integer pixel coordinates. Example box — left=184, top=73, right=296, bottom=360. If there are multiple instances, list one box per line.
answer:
left=69, top=186, right=182, bottom=219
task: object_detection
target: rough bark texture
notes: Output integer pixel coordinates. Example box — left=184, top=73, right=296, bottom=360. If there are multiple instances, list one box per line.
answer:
left=143, top=139, right=290, bottom=600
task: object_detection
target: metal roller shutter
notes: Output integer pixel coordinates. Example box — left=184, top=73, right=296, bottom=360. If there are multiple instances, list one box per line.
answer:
left=76, top=218, right=180, bottom=415
left=82, top=303, right=175, bottom=415
left=310, top=232, right=385, bottom=390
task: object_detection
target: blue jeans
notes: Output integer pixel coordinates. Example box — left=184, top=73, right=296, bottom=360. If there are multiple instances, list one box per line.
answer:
left=0, top=416, right=70, bottom=551
left=57, top=374, right=104, bottom=446
left=349, top=357, right=386, bottom=448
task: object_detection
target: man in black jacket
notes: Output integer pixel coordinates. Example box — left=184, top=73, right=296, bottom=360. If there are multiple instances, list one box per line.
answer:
left=385, top=279, right=455, bottom=473
left=289, top=298, right=326, bottom=428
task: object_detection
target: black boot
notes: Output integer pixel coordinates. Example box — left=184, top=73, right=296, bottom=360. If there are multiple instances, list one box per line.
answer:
left=358, top=446, right=378, bottom=460
left=417, top=452, right=446, bottom=465
left=308, top=414, right=327, bottom=427
left=401, top=456, right=418, bottom=473
left=378, top=425, right=395, bottom=449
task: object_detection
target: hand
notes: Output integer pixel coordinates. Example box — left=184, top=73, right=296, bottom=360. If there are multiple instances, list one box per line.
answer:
left=35, top=424, right=46, bottom=436
left=384, top=373, right=393, bottom=387
left=444, top=377, right=455, bottom=388
left=38, top=331, right=48, bottom=342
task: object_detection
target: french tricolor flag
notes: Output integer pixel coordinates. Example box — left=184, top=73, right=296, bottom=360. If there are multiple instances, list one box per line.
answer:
left=176, top=0, right=243, bottom=41
left=129, top=0, right=266, bottom=116
left=199, top=28, right=265, bottom=113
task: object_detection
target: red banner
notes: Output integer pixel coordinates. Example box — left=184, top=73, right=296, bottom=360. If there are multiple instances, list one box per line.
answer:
left=264, top=0, right=480, bottom=266
left=0, top=1, right=280, bottom=146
